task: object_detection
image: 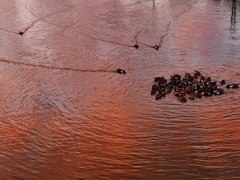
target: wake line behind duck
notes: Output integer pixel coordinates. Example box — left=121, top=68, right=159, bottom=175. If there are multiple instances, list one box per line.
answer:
left=0, top=58, right=126, bottom=75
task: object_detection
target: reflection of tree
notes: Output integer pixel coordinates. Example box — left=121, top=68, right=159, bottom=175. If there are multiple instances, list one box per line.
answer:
left=230, top=0, right=236, bottom=33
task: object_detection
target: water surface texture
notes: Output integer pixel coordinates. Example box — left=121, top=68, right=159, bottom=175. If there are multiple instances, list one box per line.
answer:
left=0, top=0, right=240, bottom=179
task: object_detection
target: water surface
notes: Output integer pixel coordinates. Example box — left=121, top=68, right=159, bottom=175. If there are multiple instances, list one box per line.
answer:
left=0, top=0, right=240, bottom=179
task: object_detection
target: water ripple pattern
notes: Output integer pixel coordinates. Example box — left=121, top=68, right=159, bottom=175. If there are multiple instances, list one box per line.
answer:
left=0, top=0, right=240, bottom=180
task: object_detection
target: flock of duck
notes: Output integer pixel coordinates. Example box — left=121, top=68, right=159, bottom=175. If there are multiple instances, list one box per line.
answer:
left=151, top=70, right=239, bottom=102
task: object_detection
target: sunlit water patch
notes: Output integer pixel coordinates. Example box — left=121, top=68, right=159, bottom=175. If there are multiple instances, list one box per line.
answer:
left=0, top=0, right=240, bottom=179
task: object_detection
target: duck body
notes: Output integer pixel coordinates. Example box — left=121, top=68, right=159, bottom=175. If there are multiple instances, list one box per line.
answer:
left=226, top=84, right=239, bottom=88
left=116, top=68, right=126, bottom=74
left=134, top=44, right=139, bottom=49
left=19, top=31, right=24, bottom=36
left=220, top=79, right=226, bottom=85
left=213, top=88, right=224, bottom=95
left=188, top=94, right=195, bottom=100
left=154, top=76, right=164, bottom=82
left=153, top=45, right=159, bottom=51
left=151, top=84, right=159, bottom=95
left=155, top=93, right=162, bottom=100
left=178, top=95, right=187, bottom=102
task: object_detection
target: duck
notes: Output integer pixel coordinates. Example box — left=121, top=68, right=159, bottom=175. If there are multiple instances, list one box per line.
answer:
left=185, top=86, right=192, bottom=94
left=194, top=70, right=201, bottom=77
left=153, top=45, right=159, bottom=51
left=155, top=93, right=162, bottom=100
left=199, top=75, right=205, bottom=84
left=193, top=92, right=202, bottom=98
left=202, top=91, right=212, bottom=96
left=166, top=86, right=173, bottom=94
left=178, top=95, right=187, bottom=102
left=151, top=84, right=159, bottom=95
left=204, top=77, right=211, bottom=86
left=158, top=79, right=167, bottom=85
left=116, top=68, right=126, bottom=74
left=185, top=73, right=193, bottom=82
left=188, top=94, right=195, bottom=100
left=19, top=31, right=24, bottom=36
left=226, top=84, right=239, bottom=88
left=133, top=44, right=139, bottom=49
left=213, top=88, right=224, bottom=95
left=154, top=76, right=164, bottom=82
left=220, top=79, right=226, bottom=85
left=171, top=74, right=181, bottom=81
left=161, top=90, right=166, bottom=96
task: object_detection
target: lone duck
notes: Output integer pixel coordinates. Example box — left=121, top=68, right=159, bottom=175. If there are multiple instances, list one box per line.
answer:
left=133, top=44, right=139, bottom=49
left=116, top=68, right=126, bottom=74
left=226, top=84, right=239, bottom=88
left=19, top=31, right=24, bottom=36
left=220, top=79, right=226, bottom=85
left=153, top=45, right=159, bottom=51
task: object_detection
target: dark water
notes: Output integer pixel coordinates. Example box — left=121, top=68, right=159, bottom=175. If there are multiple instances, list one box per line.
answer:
left=0, top=0, right=240, bottom=179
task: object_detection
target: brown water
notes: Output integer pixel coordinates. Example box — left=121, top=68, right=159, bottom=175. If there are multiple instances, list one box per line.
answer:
left=0, top=0, right=240, bottom=179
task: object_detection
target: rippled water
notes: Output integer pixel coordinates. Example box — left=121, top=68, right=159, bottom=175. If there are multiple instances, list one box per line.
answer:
left=0, top=0, right=240, bottom=179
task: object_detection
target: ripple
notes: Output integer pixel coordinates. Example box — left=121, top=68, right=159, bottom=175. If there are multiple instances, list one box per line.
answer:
left=0, top=0, right=240, bottom=179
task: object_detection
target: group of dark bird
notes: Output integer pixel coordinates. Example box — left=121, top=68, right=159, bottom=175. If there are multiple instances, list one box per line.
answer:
left=151, top=70, right=239, bottom=102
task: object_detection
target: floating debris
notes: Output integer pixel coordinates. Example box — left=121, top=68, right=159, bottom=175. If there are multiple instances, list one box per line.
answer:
left=151, top=71, right=239, bottom=103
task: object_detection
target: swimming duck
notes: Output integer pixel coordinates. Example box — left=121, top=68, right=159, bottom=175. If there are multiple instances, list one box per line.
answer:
left=185, top=73, right=193, bottom=82
left=174, top=91, right=180, bottom=96
left=194, top=92, right=202, bottom=98
left=171, top=74, right=181, bottom=81
left=213, top=88, right=224, bottom=95
left=19, top=31, right=24, bottom=36
left=220, top=79, right=226, bottom=85
left=133, top=44, right=139, bottom=49
left=178, top=95, right=187, bottom=102
left=154, top=76, right=164, bottom=82
left=204, top=77, right=211, bottom=86
left=185, top=86, right=192, bottom=94
left=202, top=91, right=212, bottom=96
left=158, top=79, right=167, bottom=85
left=155, top=93, right=162, bottom=100
left=199, top=75, right=205, bottom=84
left=153, top=45, right=159, bottom=51
left=116, top=68, right=126, bottom=74
left=210, top=81, right=217, bottom=86
left=151, top=84, right=160, bottom=95
left=166, top=86, right=173, bottom=94
left=194, top=70, right=201, bottom=77
left=161, top=90, right=166, bottom=96
left=188, top=94, right=195, bottom=100
left=179, top=89, right=186, bottom=95
left=226, top=84, right=239, bottom=88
